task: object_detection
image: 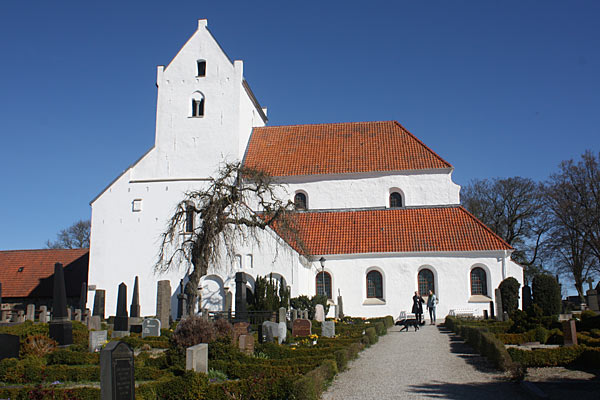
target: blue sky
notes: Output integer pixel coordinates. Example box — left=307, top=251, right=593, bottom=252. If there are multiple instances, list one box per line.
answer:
left=0, top=1, right=598, bottom=250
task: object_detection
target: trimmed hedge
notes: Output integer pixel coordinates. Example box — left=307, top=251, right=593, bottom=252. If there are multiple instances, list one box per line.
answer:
left=0, top=386, right=100, bottom=400
left=507, top=345, right=600, bottom=368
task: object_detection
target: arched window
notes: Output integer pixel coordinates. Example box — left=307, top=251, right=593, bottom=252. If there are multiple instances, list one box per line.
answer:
left=366, top=270, right=383, bottom=299
left=197, top=60, right=206, bottom=77
left=470, top=267, right=488, bottom=296
left=390, top=192, right=403, bottom=208
left=294, top=192, right=307, bottom=210
left=418, top=269, right=434, bottom=296
left=315, top=271, right=332, bottom=299
left=185, top=203, right=195, bottom=233
left=191, top=92, right=205, bottom=117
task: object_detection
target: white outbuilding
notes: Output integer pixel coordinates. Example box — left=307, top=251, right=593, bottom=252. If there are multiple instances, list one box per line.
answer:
left=88, top=19, right=522, bottom=320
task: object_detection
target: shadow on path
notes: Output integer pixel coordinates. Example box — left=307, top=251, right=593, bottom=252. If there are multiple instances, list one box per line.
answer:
left=436, top=326, right=499, bottom=374
left=405, top=380, right=525, bottom=399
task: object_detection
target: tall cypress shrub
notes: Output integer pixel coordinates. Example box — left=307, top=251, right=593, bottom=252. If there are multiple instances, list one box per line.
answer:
left=532, top=274, right=561, bottom=316
left=499, top=277, right=520, bottom=316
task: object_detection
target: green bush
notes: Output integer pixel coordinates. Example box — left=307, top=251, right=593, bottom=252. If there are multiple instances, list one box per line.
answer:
left=532, top=274, right=561, bottom=316
left=0, top=386, right=100, bottom=400
left=154, top=370, right=209, bottom=400
left=499, top=277, right=520, bottom=316
left=507, top=346, right=585, bottom=367
left=46, top=348, right=98, bottom=365
left=365, top=327, right=377, bottom=345
left=533, top=326, right=549, bottom=344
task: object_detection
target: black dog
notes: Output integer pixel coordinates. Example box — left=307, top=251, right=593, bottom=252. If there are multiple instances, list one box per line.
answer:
left=395, top=318, right=420, bottom=332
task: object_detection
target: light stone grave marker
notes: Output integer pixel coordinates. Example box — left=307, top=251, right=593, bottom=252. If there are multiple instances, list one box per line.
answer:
left=26, top=304, right=35, bottom=321
left=74, top=309, right=82, bottom=322
left=278, top=307, right=286, bottom=323
left=238, top=334, right=254, bottom=355
left=314, top=304, right=325, bottom=322
left=262, top=321, right=278, bottom=343
left=322, top=320, right=335, bottom=338
left=186, top=343, right=208, bottom=373
left=39, top=305, right=48, bottom=323
left=563, top=320, right=578, bottom=346
left=89, top=330, right=108, bottom=352
left=277, top=321, right=287, bottom=344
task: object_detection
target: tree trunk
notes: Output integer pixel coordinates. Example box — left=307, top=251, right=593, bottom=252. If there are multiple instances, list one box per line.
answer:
left=184, top=258, right=208, bottom=316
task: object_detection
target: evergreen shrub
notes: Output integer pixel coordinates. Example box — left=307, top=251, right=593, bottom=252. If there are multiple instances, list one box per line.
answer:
left=499, top=277, right=520, bottom=316
left=532, top=274, right=561, bottom=316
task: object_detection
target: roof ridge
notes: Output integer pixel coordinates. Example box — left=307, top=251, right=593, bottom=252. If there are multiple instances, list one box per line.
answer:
left=392, top=121, right=452, bottom=169
left=258, top=120, right=395, bottom=129
left=456, top=206, right=513, bottom=250
left=289, top=205, right=461, bottom=215
left=0, top=248, right=89, bottom=254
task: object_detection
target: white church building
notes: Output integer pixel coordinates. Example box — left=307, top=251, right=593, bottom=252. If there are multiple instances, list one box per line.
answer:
left=88, top=19, right=523, bottom=320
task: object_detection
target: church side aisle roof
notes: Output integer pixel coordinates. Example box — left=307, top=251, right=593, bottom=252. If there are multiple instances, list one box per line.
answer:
left=275, top=206, right=512, bottom=255
left=0, top=249, right=89, bottom=298
left=243, top=120, right=452, bottom=177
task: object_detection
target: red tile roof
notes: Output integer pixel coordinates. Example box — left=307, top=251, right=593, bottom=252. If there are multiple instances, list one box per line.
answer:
left=243, top=121, right=452, bottom=177
left=0, top=249, right=89, bottom=298
left=275, top=206, right=511, bottom=255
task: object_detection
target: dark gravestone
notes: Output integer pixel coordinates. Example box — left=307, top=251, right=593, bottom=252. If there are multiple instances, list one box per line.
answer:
left=93, top=289, right=106, bottom=320
left=177, top=293, right=187, bottom=321
left=156, top=280, right=171, bottom=330
left=257, top=324, right=265, bottom=344
left=114, top=283, right=129, bottom=333
left=79, top=282, right=88, bottom=311
left=489, top=301, right=495, bottom=319
left=563, top=320, right=578, bottom=346
left=142, top=318, right=161, bottom=338
left=0, top=334, right=19, bottom=360
left=130, top=277, right=140, bottom=318
left=49, top=262, right=73, bottom=346
left=235, top=272, right=247, bottom=322
left=292, top=319, right=312, bottom=337
left=483, top=310, right=489, bottom=319
left=522, top=285, right=533, bottom=310
left=100, top=341, right=135, bottom=400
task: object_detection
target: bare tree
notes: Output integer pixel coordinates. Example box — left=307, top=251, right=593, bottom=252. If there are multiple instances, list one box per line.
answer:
left=46, top=219, right=91, bottom=249
left=546, top=150, right=600, bottom=299
left=461, top=177, right=548, bottom=279
left=155, top=162, right=307, bottom=315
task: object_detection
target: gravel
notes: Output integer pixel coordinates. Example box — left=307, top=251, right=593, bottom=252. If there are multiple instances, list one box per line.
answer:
left=322, top=324, right=528, bottom=400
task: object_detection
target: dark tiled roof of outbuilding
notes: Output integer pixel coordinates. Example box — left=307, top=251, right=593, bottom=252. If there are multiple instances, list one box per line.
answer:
left=274, top=206, right=511, bottom=255
left=243, top=120, right=452, bottom=177
left=0, top=249, right=89, bottom=298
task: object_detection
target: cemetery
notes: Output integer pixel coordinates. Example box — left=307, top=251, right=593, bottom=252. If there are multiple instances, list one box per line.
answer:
left=0, top=263, right=395, bottom=399
left=443, top=275, right=600, bottom=377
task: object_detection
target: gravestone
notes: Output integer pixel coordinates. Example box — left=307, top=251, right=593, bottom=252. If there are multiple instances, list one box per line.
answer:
left=333, top=305, right=338, bottom=319
left=262, top=321, right=278, bottom=343
left=156, top=280, right=171, bottom=330
left=238, top=334, right=254, bottom=355
left=314, top=304, right=325, bottom=322
left=100, top=341, right=134, bottom=400
left=278, top=307, right=287, bottom=323
left=292, top=318, right=312, bottom=337
left=257, top=324, right=265, bottom=343
left=49, top=262, right=73, bottom=346
left=0, top=334, right=19, bottom=360
left=489, top=301, right=495, bottom=319
left=16, top=310, right=25, bottom=323
left=292, top=309, right=298, bottom=321
left=177, top=293, right=187, bottom=321
left=93, top=289, right=106, bottom=320
left=494, top=289, right=503, bottom=320
left=142, top=318, right=161, bottom=338
left=67, top=307, right=72, bottom=321
left=224, top=289, right=233, bottom=312
left=186, top=343, right=208, bottom=373
left=89, top=330, right=108, bottom=352
left=89, top=316, right=102, bottom=331
left=26, top=304, right=35, bottom=321
left=277, top=321, right=287, bottom=344
left=558, top=313, right=573, bottom=321
left=130, top=276, right=141, bottom=318
left=483, top=310, right=489, bottom=320
left=233, top=322, right=250, bottom=345
left=113, top=283, right=129, bottom=337
left=79, top=282, right=87, bottom=311
left=74, top=309, right=82, bottom=322
left=322, top=320, right=335, bottom=338
left=522, top=285, right=533, bottom=310
left=502, top=311, right=509, bottom=322
left=129, top=318, right=143, bottom=334
left=0, top=282, right=2, bottom=311
left=337, top=289, right=344, bottom=318
left=586, top=278, right=599, bottom=312
left=563, top=320, right=578, bottom=346
left=39, top=305, right=48, bottom=323
left=1, top=308, right=9, bottom=323
left=201, top=308, right=209, bottom=321
left=234, top=272, right=247, bottom=322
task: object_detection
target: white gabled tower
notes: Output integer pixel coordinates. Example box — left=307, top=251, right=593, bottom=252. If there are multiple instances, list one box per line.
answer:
left=88, top=20, right=267, bottom=317
left=133, top=19, right=267, bottom=180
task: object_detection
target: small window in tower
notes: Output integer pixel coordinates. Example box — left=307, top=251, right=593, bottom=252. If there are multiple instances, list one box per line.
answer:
left=197, top=60, right=206, bottom=77
left=192, top=98, right=205, bottom=117
left=294, top=192, right=308, bottom=210
left=132, top=199, right=142, bottom=212
left=185, top=204, right=195, bottom=233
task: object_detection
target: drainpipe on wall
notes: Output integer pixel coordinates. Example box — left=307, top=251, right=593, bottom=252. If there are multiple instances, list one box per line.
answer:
left=501, top=250, right=508, bottom=280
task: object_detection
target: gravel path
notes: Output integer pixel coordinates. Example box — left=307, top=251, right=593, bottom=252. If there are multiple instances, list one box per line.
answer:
left=323, top=324, right=528, bottom=400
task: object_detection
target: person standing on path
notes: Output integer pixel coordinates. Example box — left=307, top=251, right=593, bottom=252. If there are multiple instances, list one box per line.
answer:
left=411, top=291, right=424, bottom=323
left=427, top=290, right=437, bottom=325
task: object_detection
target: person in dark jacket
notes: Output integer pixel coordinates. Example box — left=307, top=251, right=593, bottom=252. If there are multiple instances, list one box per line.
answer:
left=411, top=291, right=424, bottom=324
